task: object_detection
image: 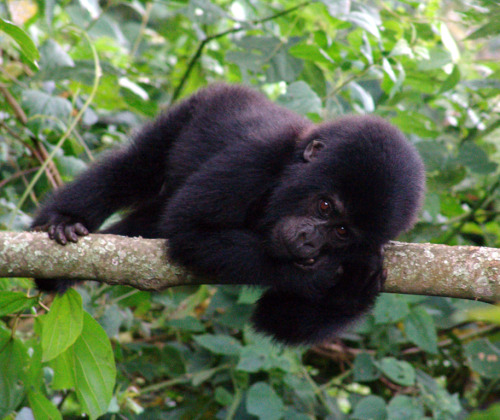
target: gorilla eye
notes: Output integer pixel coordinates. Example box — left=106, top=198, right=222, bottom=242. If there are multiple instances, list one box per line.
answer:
left=318, top=199, right=332, bottom=216
left=335, top=225, right=349, bottom=239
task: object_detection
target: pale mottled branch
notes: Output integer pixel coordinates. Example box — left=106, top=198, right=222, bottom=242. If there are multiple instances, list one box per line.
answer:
left=0, top=232, right=499, bottom=301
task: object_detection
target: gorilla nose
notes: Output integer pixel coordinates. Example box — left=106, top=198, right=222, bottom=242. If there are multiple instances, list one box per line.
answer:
left=294, top=230, right=322, bottom=259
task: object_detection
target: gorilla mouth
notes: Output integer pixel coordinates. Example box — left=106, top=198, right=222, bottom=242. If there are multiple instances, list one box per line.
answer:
left=294, top=256, right=320, bottom=269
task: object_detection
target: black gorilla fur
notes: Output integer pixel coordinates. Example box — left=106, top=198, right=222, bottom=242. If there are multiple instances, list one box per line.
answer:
left=32, top=84, right=425, bottom=345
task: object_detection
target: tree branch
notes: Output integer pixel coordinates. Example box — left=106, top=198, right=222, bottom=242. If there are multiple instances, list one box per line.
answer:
left=0, top=232, right=499, bottom=302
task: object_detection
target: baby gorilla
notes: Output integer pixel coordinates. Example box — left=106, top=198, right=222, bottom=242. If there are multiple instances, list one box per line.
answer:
left=32, top=84, right=425, bottom=345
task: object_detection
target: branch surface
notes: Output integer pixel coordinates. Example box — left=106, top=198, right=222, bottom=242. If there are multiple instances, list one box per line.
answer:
left=0, top=232, right=499, bottom=301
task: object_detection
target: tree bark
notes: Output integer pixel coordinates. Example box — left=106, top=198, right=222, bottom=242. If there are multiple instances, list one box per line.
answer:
left=0, top=231, right=499, bottom=302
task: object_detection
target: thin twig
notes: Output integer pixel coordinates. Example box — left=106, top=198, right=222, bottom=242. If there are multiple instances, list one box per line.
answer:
left=172, top=1, right=313, bottom=101
left=0, top=84, right=28, bottom=124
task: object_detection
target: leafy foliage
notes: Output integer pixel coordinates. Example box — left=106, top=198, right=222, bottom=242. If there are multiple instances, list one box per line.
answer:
left=1, top=0, right=499, bottom=418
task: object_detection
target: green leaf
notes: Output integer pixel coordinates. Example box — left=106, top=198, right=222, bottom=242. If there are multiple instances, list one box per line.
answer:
left=352, top=395, right=387, bottom=420
left=0, top=330, right=28, bottom=418
left=0, top=18, right=39, bottom=66
left=464, top=339, right=500, bottom=379
left=215, top=386, right=233, bottom=406
left=72, top=312, right=116, bottom=420
left=404, top=307, right=438, bottom=354
left=345, top=11, right=381, bottom=38
left=246, top=382, right=285, bottom=420
left=276, top=81, right=322, bottom=116
left=289, top=43, right=335, bottom=65
left=28, top=390, right=62, bottom=420
left=162, top=345, right=186, bottom=376
left=439, top=65, right=460, bottom=93
left=237, top=286, right=262, bottom=305
left=0, top=291, right=36, bottom=316
left=50, top=348, right=75, bottom=390
left=379, top=357, right=415, bottom=386
left=373, top=294, right=410, bottom=324
left=237, top=345, right=269, bottom=373
left=42, top=289, right=83, bottom=362
left=194, top=334, right=242, bottom=356
left=387, top=396, right=424, bottom=420
left=167, top=316, right=205, bottom=333
left=416, top=370, right=462, bottom=418
left=39, top=39, right=74, bottom=71
left=458, top=143, right=498, bottom=174
left=353, top=353, right=380, bottom=382
left=23, top=90, right=72, bottom=120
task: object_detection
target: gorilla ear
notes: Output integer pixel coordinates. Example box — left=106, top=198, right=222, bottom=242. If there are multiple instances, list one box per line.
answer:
left=303, top=140, right=326, bottom=162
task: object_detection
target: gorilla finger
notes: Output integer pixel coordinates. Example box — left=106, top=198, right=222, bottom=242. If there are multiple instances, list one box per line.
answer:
left=74, top=223, right=89, bottom=236
left=48, top=225, right=56, bottom=240
left=54, top=224, right=68, bottom=245
left=65, top=225, right=79, bottom=243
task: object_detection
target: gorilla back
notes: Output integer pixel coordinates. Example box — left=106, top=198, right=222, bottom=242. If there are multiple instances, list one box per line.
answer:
left=32, top=84, right=425, bottom=345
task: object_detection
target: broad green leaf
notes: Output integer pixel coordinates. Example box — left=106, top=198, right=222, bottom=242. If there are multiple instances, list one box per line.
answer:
left=39, top=39, right=74, bottom=71
left=226, top=50, right=265, bottom=73
left=246, top=382, right=285, bottom=420
left=345, top=11, right=381, bottom=38
left=237, top=345, right=269, bottom=373
left=265, top=45, right=304, bottom=83
left=283, top=374, right=316, bottom=409
left=167, top=316, right=205, bottom=333
left=28, top=390, right=62, bottom=420
left=392, top=112, right=439, bottom=138
left=215, top=386, right=233, bottom=406
left=404, top=307, right=438, bottom=354
left=416, top=141, right=448, bottom=172
left=289, top=44, right=335, bottom=65
left=458, top=143, right=498, bottom=175
left=373, top=294, right=410, bottom=324
left=237, top=286, right=262, bottom=305
left=0, top=18, right=39, bottom=65
left=387, top=396, right=424, bottom=420
left=379, top=357, right=415, bottom=386
left=23, top=90, right=72, bottom=120
left=162, top=345, right=186, bottom=376
left=50, top=347, right=75, bottom=390
left=0, top=330, right=28, bottom=418
left=353, top=353, right=380, bottom=382
left=352, top=395, right=387, bottom=420
left=194, top=334, right=242, bottom=356
left=276, top=81, right=321, bottom=116
left=464, top=339, right=500, bottom=379
left=0, top=291, right=36, bottom=316
left=72, top=312, right=116, bottom=420
left=42, top=289, right=83, bottom=362
left=416, top=370, right=462, bottom=418
left=417, top=47, right=452, bottom=71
